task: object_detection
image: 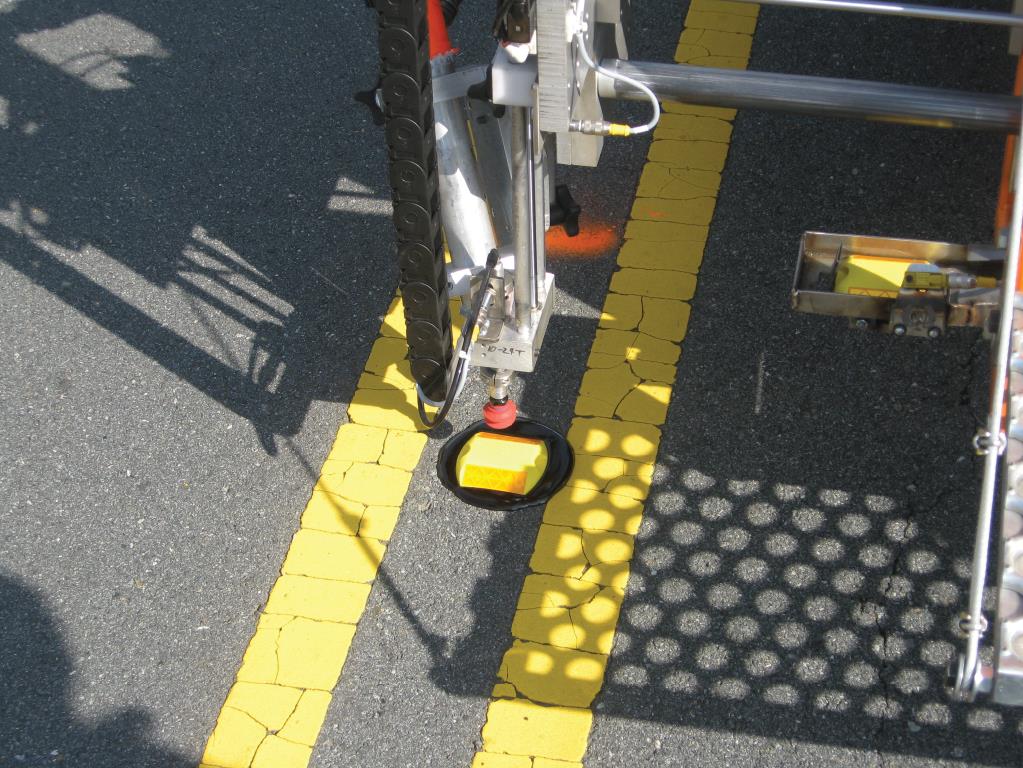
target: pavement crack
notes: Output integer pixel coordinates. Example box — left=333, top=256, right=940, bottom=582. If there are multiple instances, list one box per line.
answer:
left=511, top=636, right=568, bottom=651
left=248, top=732, right=270, bottom=767
left=274, top=731, right=308, bottom=747
left=667, top=166, right=721, bottom=189
left=564, top=607, right=583, bottom=649
left=539, top=591, right=577, bottom=611
left=955, top=337, right=986, bottom=427
left=585, top=389, right=632, bottom=413
left=274, top=692, right=305, bottom=737
left=224, top=704, right=268, bottom=731
left=271, top=617, right=298, bottom=685
left=870, top=470, right=956, bottom=742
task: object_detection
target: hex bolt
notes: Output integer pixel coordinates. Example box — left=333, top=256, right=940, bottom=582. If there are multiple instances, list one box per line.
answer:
left=854, top=318, right=869, bottom=330
left=928, top=327, right=942, bottom=339
left=893, top=324, right=907, bottom=336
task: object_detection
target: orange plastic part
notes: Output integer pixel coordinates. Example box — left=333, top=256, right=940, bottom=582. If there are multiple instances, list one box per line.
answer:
left=426, top=0, right=455, bottom=58
left=545, top=215, right=620, bottom=260
left=995, top=56, right=1023, bottom=290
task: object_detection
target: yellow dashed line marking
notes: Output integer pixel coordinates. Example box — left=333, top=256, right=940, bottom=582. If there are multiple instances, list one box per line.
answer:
left=470, top=2, right=759, bottom=765
left=199, top=295, right=455, bottom=768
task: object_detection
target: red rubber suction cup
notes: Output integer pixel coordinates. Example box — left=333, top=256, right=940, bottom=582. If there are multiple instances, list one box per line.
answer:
left=483, top=399, right=518, bottom=430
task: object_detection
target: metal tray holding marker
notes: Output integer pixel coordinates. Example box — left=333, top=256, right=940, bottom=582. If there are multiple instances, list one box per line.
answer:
left=437, top=419, right=574, bottom=510
left=791, top=231, right=1003, bottom=337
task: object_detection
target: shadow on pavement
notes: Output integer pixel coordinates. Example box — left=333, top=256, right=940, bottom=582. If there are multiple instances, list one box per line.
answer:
left=0, top=570, right=189, bottom=766
left=0, top=1, right=392, bottom=455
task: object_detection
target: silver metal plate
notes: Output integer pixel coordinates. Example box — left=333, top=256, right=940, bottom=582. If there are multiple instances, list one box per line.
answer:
left=792, top=231, right=979, bottom=321
left=538, top=0, right=630, bottom=167
left=432, top=65, right=488, bottom=104
left=469, top=272, right=556, bottom=372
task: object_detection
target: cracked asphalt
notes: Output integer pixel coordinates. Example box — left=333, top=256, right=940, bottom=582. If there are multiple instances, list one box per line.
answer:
left=2, top=0, right=1022, bottom=766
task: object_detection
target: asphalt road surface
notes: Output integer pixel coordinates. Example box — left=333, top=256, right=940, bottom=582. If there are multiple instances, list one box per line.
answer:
left=1, top=0, right=1021, bottom=766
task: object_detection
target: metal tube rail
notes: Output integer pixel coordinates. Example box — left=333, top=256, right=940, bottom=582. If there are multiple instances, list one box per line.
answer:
left=511, top=105, right=534, bottom=330
left=525, top=106, right=539, bottom=313
left=730, top=0, right=1023, bottom=27
left=955, top=95, right=1023, bottom=702
left=532, top=133, right=547, bottom=311
left=598, top=60, right=1023, bottom=132
left=432, top=55, right=499, bottom=281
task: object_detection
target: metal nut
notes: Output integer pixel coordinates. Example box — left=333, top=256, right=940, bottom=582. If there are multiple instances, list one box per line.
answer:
left=893, top=324, right=907, bottom=336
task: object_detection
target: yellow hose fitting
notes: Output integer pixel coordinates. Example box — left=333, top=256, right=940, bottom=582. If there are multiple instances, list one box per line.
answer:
left=569, top=119, right=634, bottom=136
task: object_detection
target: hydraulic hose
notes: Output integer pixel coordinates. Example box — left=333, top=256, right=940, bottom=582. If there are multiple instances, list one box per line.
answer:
left=417, top=250, right=501, bottom=429
left=441, top=0, right=465, bottom=23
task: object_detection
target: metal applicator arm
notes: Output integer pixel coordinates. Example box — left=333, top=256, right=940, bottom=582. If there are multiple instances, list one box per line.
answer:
left=417, top=250, right=501, bottom=429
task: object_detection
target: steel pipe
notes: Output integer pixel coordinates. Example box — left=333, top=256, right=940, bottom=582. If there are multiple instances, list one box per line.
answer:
left=730, top=0, right=1023, bottom=28
left=598, top=60, right=1023, bottom=132
left=955, top=90, right=1023, bottom=703
left=432, top=55, right=498, bottom=280
left=510, top=105, right=534, bottom=330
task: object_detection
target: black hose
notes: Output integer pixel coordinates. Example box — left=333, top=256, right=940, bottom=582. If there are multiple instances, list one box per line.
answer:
left=417, top=249, right=500, bottom=429
left=491, top=0, right=515, bottom=37
left=441, top=0, right=464, bottom=24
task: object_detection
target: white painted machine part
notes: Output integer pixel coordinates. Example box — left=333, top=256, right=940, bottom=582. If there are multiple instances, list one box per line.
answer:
left=492, top=45, right=538, bottom=107
left=432, top=55, right=499, bottom=282
left=537, top=0, right=631, bottom=166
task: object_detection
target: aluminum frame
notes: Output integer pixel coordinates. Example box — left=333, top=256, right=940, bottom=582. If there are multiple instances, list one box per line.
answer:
left=598, top=60, right=1022, bottom=132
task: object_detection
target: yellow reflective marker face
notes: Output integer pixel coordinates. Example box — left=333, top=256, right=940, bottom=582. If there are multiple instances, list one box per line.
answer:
left=456, top=431, right=549, bottom=494
left=835, top=254, right=928, bottom=298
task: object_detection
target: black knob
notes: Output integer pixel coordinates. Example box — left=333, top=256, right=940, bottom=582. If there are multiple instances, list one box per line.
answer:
left=354, top=79, right=386, bottom=127
left=549, top=184, right=581, bottom=237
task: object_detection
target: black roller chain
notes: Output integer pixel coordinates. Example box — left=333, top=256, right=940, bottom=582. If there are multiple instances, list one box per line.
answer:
left=371, top=0, right=454, bottom=403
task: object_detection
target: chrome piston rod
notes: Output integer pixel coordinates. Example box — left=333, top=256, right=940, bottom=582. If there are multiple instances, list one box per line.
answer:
left=597, top=60, right=1023, bottom=132
left=511, top=105, right=536, bottom=330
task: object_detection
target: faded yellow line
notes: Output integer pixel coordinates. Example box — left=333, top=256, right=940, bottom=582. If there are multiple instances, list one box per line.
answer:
left=470, top=2, right=759, bottom=766
left=198, top=294, right=456, bottom=768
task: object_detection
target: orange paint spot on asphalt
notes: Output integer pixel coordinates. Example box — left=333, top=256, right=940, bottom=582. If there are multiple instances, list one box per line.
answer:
left=546, top=216, right=620, bottom=260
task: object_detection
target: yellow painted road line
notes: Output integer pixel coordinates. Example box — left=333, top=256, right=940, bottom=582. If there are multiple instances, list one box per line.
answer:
left=198, top=294, right=456, bottom=768
left=470, top=2, right=759, bottom=766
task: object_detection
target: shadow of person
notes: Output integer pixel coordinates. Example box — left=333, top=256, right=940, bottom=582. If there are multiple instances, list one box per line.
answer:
left=0, top=0, right=398, bottom=455
left=0, top=571, right=189, bottom=767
